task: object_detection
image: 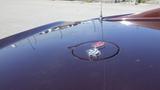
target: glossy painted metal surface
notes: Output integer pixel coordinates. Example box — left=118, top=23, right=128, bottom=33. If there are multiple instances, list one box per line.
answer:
left=104, top=8, right=160, bottom=30
left=0, top=9, right=160, bottom=90
left=105, top=8, right=160, bottom=20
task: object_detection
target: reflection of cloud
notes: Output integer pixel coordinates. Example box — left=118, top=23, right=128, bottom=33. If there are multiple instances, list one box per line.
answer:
left=11, top=44, right=17, bottom=48
left=120, top=20, right=133, bottom=26
left=48, top=28, right=52, bottom=32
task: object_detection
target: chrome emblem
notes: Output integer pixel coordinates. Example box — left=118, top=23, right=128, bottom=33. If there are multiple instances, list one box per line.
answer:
left=87, top=48, right=101, bottom=60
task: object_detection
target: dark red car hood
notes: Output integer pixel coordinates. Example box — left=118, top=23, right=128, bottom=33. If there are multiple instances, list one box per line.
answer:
left=0, top=9, right=160, bottom=90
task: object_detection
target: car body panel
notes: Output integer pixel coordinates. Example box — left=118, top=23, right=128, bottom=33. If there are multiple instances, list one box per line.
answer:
left=0, top=8, right=160, bottom=90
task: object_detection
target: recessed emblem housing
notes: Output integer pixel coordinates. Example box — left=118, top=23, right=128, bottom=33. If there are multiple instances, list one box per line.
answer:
left=69, top=41, right=120, bottom=61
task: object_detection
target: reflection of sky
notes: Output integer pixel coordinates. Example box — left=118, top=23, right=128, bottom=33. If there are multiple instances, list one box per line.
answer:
left=1, top=19, right=160, bottom=59
left=3, top=19, right=160, bottom=53
left=0, top=20, right=104, bottom=64
left=2, top=20, right=99, bottom=50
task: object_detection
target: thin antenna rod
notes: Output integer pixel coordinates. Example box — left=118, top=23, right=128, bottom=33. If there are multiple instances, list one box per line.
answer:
left=100, top=0, right=103, bottom=21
